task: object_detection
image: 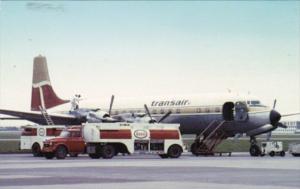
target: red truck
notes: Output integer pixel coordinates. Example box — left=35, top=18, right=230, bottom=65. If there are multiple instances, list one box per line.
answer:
left=42, top=126, right=86, bottom=159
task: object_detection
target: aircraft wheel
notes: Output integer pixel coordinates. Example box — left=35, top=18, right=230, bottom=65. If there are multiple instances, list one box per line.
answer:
left=159, top=154, right=169, bottom=159
left=101, top=145, right=115, bottom=159
left=167, top=144, right=183, bottom=158
left=32, top=143, right=42, bottom=157
left=249, top=145, right=261, bottom=156
left=44, top=153, right=55, bottom=159
left=269, top=151, right=275, bottom=157
left=280, top=151, right=285, bottom=157
left=56, top=146, right=67, bottom=159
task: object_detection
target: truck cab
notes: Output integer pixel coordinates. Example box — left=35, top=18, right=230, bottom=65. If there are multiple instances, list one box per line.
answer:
left=20, top=125, right=65, bottom=156
left=43, top=126, right=85, bottom=159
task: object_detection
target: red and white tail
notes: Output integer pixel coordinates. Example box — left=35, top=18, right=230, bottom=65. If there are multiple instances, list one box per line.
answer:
left=31, top=55, right=69, bottom=111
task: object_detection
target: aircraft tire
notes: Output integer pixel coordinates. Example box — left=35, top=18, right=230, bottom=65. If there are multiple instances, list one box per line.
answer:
left=167, top=144, right=182, bottom=158
left=56, top=145, right=67, bottom=159
left=249, top=145, right=261, bottom=157
left=101, top=144, right=115, bottom=159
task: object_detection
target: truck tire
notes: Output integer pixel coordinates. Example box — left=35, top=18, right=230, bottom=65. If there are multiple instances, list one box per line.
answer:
left=280, top=151, right=285, bottom=157
left=69, top=153, right=78, bottom=157
left=167, top=144, right=182, bottom=158
left=32, top=143, right=42, bottom=157
left=159, top=154, right=169, bottom=159
left=269, top=151, right=275, bottom=157
left=44, top=153, right=55, bottom=159
left=101, top=145, right=115, bottom=159
left=89, top=153, right=101, bottom=159
left=56, top=146, right=67, bottom=159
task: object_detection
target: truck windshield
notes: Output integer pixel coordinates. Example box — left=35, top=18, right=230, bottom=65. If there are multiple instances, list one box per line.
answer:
left=59, top=131, right=70, bottom=137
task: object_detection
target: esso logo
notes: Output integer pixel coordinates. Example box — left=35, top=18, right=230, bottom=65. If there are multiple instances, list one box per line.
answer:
left=134, top=130, right=147, bottom=139
left=39, top=128, right=45, bottom=136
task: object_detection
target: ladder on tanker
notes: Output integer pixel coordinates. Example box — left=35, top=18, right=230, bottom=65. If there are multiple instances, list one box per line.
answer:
left=192, top=120, right=229, bottom=155
left=39, top=106, right=54, bottom=125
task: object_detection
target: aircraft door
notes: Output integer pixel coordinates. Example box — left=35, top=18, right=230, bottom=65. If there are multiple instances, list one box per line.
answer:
left=234, top=102, right=248, bottom=121
left=222, top=102, right=234, bottom=121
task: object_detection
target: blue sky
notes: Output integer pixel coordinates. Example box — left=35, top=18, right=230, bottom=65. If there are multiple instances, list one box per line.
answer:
left=0, top=1, right=299, bottom=122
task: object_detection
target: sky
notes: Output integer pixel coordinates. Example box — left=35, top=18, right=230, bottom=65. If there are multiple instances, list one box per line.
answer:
left=0, top=1, right=299, bottom=125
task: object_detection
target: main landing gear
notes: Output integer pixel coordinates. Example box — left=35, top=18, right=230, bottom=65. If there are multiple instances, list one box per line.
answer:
left=249, top=136, right=261, bottom=156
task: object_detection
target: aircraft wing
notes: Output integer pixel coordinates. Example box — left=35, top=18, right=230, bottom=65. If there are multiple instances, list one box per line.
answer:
left=0, top=109, right=83, bottom=125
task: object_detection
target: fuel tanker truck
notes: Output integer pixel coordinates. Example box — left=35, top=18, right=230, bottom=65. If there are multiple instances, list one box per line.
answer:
left=42, top=122, right=184, bottom=159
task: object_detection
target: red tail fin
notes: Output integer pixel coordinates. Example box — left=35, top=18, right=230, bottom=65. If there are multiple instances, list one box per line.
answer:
left=31, top=55, right=69, bottom=111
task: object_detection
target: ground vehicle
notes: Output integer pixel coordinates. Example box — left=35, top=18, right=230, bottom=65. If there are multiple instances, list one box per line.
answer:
left=43, top=126, right=85, bottom=159
left=21, top=125, right=65, bottom=156
left=289, top=143, right=300, bottom=157
left=83, top=122, right=184, bottom=159
left=260, top=141, right=285, bottom=157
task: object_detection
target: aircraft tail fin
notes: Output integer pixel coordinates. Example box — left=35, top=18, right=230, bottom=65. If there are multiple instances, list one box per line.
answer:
left=31, top=55, right=69, bottom=111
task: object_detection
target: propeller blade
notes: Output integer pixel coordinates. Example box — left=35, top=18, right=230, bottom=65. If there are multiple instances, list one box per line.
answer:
left=277, top=122, right=287, bottom=128
left=281, top=113, right=300, bottom=117
left=108, top=95, right=114, bottom=116
left=158, top=111, right=172, bottom=123
left=273, top=99, right=277, bottom=109
left=144, top=104, right=153, bottom=121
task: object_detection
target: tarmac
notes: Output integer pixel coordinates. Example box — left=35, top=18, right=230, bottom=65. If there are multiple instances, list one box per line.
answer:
left=0, top=153, right=299, bottom=189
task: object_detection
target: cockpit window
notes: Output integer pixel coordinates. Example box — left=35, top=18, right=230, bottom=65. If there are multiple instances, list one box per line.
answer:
left=247, top=100, right=266, bottom=107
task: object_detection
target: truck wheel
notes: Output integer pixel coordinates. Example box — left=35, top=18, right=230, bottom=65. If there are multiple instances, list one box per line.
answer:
left=269, top=151, right=275, bottom=157
left=89, top=153, right=101, bottom=159
left=56, top=146, right=67, bottom=159
left=101, top=145, right=115, bottom=159
left=44, top=153, right=55, bottom=159
left=32, top=143, right=42, bottom=157
left=167, top=144, right=183, bottom=158
left=280, top=151, right=285, bottom=157
left=69, top=153, right=78, bottom=157
left=159, top=154, right=169, bottom=159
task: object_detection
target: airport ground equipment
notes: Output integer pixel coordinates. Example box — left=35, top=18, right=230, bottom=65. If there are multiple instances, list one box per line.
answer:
left=42, top=126, right=85, bottom=159
left=190, top=120, right=229, bottom=156
left=289, top=143, right=300, bottom=157
left=20, top=125, right=65, bottom=156
left=260, top=141, right=285, bottom=157
left=84, top=122, right=184, bottom=159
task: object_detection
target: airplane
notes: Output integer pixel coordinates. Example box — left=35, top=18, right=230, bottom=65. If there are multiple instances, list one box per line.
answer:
left=0, top=55, right=298, bottom=156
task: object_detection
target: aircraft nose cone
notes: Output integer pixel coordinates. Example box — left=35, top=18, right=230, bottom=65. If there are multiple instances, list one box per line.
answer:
left=270, top=110, right=281, bottom=126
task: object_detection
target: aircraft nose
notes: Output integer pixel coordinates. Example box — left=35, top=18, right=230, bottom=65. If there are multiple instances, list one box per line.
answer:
left=270, top=110, right=281, bottom=126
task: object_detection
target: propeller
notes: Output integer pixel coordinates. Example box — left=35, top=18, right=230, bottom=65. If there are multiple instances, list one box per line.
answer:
left=272, top=99, right=277, bottom=109
left=108, top=95, right=114, bottom=116
left=144, top=104, right=156, bottom=123
left=144, top=104, right=172, bottom=124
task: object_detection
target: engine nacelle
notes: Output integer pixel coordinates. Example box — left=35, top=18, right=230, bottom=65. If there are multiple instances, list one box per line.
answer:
left=246, top=124, right=275, bottom=136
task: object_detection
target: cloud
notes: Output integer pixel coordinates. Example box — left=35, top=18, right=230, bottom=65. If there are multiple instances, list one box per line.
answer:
left=26, top=2, right=65, bottom=12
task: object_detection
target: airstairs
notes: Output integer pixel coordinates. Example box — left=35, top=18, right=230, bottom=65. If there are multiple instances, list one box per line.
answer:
left=192, top=120, right=229, bottom=155
left=39, top=106, right=54, bottom=125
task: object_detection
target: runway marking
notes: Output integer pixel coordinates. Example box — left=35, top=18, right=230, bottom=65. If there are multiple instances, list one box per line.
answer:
left=2, top=181, right=299, bottom=189
left=0, top=175, right=50, bottom=179
left=0, top=157, right=299, bottom=170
